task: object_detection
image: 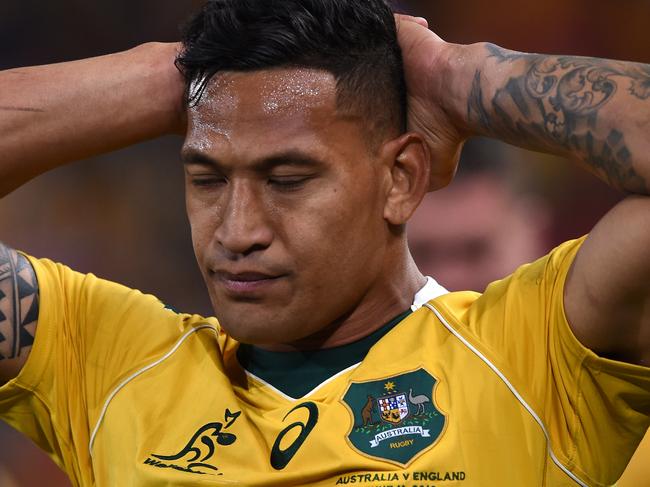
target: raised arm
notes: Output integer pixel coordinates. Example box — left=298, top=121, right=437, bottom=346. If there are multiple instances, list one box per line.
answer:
left=462, top=44, right=650, bottom=194
left=0, top=42, right=186, bottom=383
left=0, top=42, right=185, bottom=196
left=398, top=17, right=650, bottom=366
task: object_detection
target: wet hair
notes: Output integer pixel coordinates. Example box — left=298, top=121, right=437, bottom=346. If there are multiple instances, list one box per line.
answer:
left=176, top=0, right=406, bottom=141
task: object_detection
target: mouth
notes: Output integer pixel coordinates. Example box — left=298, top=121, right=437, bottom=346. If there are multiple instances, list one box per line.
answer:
left=211, top=270, right=286, bottom=297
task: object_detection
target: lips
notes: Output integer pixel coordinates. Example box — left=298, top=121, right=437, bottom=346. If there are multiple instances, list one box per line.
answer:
left=211, top=270, right=285, bottom=296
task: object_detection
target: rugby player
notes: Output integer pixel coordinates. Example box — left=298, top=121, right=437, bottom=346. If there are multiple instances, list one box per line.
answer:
left=0, top=0, right=648, bottom=485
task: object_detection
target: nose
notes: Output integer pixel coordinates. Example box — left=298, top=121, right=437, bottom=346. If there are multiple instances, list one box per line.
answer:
left=214, top=180, right=274, bottom=257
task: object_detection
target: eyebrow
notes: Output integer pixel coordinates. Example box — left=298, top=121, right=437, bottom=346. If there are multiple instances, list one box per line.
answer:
left=181, top=148, right=327, bottom=173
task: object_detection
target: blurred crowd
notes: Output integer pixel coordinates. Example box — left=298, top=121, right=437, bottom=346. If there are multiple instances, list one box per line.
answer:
left=1, top=0, right=649, bottom=485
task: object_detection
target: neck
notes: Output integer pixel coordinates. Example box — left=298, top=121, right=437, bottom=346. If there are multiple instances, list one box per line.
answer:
left=260, top=247, right=426, bottom=352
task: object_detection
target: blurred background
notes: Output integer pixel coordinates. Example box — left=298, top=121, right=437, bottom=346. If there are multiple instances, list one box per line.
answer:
left=0, top=0, right=648, bottom=485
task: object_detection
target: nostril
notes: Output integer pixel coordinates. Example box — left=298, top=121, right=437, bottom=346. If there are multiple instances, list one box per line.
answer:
left=241, top=243, right=270, bottom=257
left=215, top=238, right=272, bottom=260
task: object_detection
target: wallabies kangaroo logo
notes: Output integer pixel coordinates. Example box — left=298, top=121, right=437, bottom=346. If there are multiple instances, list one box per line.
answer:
left=144, top=409, right=241, bottom=475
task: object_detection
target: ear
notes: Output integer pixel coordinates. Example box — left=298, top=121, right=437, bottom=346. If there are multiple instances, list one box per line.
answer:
left=379, top=132, right=431, bottom=225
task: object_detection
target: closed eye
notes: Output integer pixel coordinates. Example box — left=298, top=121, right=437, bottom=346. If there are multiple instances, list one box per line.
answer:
left=189, top=175, right=227, bottom=188
left=268, top=176, right=314, bottom=191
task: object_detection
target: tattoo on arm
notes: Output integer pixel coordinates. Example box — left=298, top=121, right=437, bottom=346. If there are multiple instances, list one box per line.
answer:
left=469, top=43, right=650, bottom=193
left=0, top=244, right=38, bottom=361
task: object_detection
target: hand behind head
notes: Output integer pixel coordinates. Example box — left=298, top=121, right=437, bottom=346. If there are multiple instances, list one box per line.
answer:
left=395, top=14, right=467, bottom=191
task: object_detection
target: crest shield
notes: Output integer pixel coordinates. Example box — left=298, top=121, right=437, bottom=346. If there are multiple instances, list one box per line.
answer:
left=378, top=393, right=409, bottom=424
left=341, top=368, right=446, bottom=466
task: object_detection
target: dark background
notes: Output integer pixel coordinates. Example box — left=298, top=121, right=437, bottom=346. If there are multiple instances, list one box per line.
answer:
left=1, top=0, right=648, bottom=485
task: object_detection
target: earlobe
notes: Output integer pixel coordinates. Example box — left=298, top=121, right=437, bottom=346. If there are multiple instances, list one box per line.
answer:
left=381, top=133, right=431, bottom=225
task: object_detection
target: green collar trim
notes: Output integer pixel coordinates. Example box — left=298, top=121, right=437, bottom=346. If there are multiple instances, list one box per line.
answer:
left=237, top=309, right=412, bottom=398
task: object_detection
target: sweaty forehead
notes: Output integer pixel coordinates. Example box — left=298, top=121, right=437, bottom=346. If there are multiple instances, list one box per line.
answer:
left=186, top=68, right=339, bottom=138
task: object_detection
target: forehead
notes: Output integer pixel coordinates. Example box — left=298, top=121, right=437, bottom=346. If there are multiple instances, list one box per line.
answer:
left=184, top=68, right=344, bottom=153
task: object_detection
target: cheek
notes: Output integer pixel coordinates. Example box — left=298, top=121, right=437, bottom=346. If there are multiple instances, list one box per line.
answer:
left=185, top=193, right=220, bottom=264
left=282, top=189, right=387, bottom=325
left=289, top=181, right=385, bottom=270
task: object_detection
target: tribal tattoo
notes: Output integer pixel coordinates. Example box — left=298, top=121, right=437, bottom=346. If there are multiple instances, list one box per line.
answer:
left=0, top=243, right=38, bottom=361
left=468, top=43, right=650, bottom=193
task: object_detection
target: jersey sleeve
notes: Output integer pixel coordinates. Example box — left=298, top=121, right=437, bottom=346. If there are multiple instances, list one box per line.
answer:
left=465, top=237, right=650, bottom=486
left=0, top=256, right=203, bottom=486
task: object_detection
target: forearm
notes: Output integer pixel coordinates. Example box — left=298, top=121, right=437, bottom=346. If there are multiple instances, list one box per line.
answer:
left=0, top=42, right=185, bottom=197
left=444, top=42, right=650, bottom=194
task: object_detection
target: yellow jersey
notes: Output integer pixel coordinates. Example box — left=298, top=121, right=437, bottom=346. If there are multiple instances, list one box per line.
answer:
left=0, top=237, right=648, bottom=486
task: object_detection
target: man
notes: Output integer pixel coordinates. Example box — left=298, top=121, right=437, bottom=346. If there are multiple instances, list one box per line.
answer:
left=0, top=0, right=648, bottom=485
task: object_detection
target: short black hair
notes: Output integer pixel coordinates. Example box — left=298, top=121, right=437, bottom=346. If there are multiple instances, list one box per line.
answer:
left=176, top=0, right=406, bottom=142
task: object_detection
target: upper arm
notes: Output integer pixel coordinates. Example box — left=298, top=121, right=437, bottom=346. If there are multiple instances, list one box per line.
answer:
left=565, top=195, right=650, bottom=366
left=0, top=242, right=39, bottom=384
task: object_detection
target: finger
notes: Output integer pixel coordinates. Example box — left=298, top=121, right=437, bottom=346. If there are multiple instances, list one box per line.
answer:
left=395, top=13, right=429, bottom=29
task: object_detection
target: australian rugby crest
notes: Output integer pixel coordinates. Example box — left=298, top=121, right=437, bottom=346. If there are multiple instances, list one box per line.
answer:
left=341, top=368, right=445, bottom=466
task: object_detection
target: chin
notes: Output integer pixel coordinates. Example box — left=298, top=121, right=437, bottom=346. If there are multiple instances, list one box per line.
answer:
left=210, top=293, right=323, bottom=346
left=214, top=312, right=297, bottom=345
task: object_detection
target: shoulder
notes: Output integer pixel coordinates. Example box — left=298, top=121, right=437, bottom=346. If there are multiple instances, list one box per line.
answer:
left=422, top=238, right=587, bottom=364
left=16, top=254, right=223, bottom=391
